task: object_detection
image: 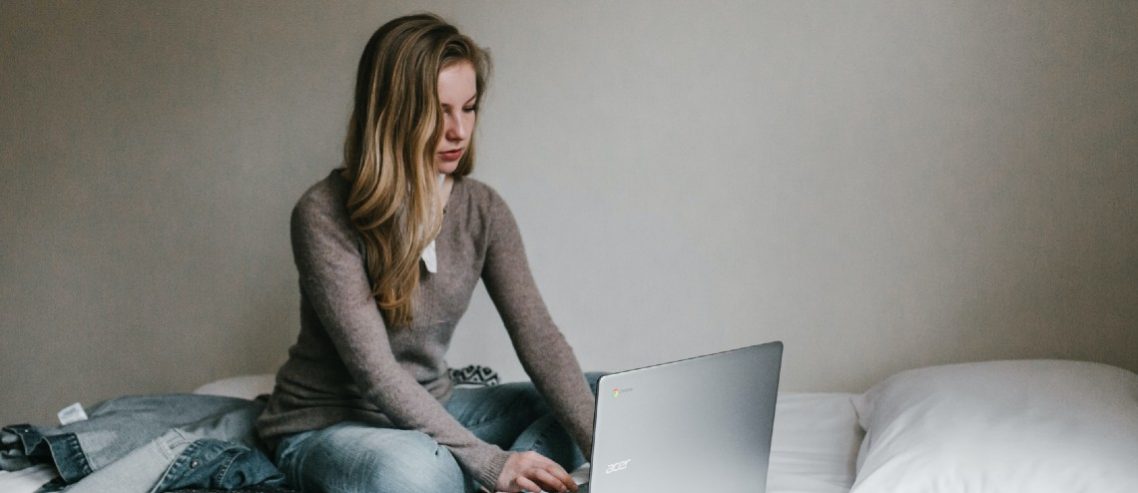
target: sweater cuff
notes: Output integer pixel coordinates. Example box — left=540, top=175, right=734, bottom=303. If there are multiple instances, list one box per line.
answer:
left=474, top=448, right=512, bottom=491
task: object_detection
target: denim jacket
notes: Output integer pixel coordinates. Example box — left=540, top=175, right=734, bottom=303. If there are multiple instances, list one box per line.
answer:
left=1, top=394, right=285, bottom=493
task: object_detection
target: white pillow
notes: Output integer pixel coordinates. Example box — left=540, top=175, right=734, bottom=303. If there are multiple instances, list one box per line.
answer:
left=192, top=373, right=276, bottom=399
left=851, top=360, right=1138, bottom=493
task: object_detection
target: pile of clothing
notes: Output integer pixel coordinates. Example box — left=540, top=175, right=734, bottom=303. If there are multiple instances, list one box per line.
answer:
left=1, top=394, right=291, bottom=493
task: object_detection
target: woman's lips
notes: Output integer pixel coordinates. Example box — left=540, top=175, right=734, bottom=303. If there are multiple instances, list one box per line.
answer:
left=439, top=148, right=464, bottom=162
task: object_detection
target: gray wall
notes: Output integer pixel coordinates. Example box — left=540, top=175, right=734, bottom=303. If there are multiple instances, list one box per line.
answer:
left=2, top=1, right=1136, bottom=424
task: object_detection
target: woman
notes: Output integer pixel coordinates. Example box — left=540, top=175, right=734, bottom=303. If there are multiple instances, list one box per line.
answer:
left=255, top=13, right=597, bottom=493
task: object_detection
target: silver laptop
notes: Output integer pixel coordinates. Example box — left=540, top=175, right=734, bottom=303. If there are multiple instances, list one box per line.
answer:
left=574, top=341, right=783, bottom=492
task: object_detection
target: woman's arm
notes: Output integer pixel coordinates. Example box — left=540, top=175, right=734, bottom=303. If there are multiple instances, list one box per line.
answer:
left=480, top=189, right=597, bottom=460
left=290, top=190, right=511, bottom=488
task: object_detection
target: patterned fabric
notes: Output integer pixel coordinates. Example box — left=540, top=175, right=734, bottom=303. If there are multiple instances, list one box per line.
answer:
left=448, top=365, right=499, bottom=387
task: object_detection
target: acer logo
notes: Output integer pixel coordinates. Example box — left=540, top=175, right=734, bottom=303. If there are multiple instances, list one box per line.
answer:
left=604, top=459, right=632, bottom=474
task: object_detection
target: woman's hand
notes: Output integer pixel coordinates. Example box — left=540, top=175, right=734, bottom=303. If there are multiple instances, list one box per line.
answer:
left=495, top=451, right=578, bottom=493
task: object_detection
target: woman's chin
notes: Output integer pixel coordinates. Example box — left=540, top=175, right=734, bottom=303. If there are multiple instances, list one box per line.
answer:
left=436, top=161, right=459, bottom=174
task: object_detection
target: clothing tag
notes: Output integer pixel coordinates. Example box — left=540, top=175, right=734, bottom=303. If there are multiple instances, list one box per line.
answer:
left=422, top=241, right=438, bottom=273
left=57, top=402, right=88, bottom=426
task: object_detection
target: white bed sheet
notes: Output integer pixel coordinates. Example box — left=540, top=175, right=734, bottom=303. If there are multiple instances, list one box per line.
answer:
left=767, top=392, right=862, bottom=493
left=0, top=464, right=59, bottom=493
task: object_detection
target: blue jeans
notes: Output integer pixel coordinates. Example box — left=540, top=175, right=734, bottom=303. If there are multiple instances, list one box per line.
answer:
left=274, top=373, right=602, bottom=493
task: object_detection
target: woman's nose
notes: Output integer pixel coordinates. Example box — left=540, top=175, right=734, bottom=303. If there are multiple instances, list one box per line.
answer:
left=445, top=113, right=467, bottom=142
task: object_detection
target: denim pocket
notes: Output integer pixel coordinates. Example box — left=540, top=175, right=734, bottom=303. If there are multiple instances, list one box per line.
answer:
left=152, top=438, right=286, bottom=493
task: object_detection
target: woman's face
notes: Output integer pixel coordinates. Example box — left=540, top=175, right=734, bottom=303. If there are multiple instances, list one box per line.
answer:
left=435, top=61, right=478, bottom=174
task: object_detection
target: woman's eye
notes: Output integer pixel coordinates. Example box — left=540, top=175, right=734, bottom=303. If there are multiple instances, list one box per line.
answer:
left=462, top=106, right=477, bottom=113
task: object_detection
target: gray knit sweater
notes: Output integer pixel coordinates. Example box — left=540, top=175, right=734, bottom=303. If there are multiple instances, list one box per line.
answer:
left=255, top=170, right=596, bottom=489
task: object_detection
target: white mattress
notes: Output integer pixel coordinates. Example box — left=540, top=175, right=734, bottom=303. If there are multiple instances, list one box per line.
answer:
left=767, top=393, right=862, bottom=493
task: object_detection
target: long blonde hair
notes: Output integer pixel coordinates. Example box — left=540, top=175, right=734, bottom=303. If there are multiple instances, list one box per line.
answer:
left=341, top=13, right=490, bottom=328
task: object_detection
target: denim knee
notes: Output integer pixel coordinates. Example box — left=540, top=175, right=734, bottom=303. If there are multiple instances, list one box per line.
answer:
left=356, top=432, right=466, bottom=493
left=276, top=424, right=468, bottom=493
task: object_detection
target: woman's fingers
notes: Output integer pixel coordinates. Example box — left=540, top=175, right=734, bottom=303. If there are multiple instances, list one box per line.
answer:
left=544, top=464, right=578, bottom=492
left=515, top=476, right=542, bottom=493
left=522, top=464, right=576, bottom=493
left=531, top=466, right=575, bottom=492
left=499, top=451, right=579, bottom=492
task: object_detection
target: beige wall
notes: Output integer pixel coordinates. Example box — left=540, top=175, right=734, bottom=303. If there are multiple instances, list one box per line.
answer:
left=2, top=1, right=1136, bottom=424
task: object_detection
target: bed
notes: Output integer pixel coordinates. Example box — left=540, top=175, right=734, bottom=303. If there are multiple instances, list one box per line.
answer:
left=769, top=393, right=861, bottom=493
left=4, top=359, right=1136, bottom=493
left=770, top=359, right=1138, bottom=493
left=197, top=377, right=867, bottom=493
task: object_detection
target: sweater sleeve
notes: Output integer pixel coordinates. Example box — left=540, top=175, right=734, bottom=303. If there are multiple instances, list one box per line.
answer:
left=480, top=190, right=597, bottom=460
left=290, top=194, right=511, bottom=488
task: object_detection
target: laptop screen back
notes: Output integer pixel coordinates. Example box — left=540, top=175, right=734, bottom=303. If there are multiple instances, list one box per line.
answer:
left=587, top=341, right=783, bottom=492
